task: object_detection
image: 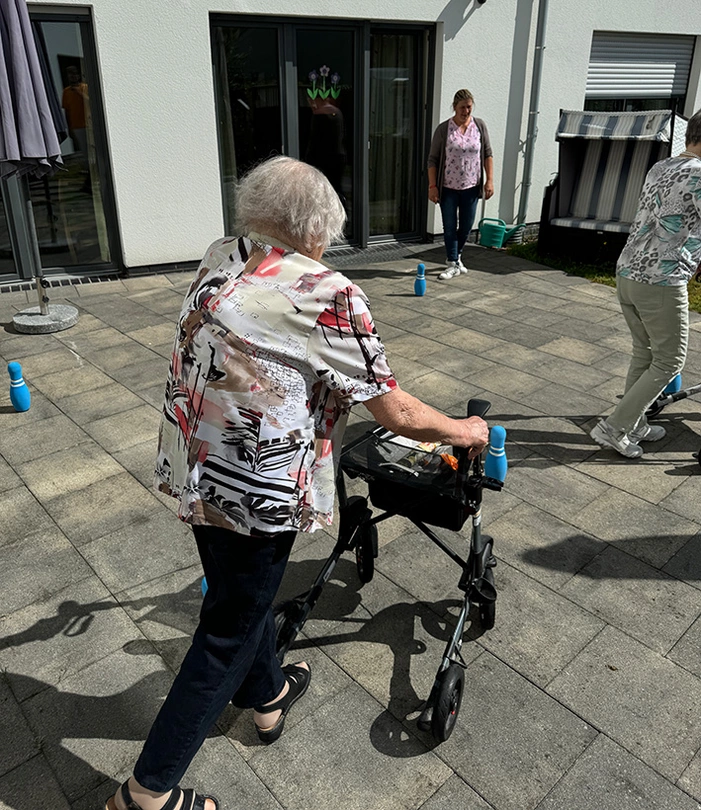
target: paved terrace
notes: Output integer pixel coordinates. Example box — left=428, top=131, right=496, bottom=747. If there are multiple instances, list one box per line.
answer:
left=2, top=243, right=701, bottom=810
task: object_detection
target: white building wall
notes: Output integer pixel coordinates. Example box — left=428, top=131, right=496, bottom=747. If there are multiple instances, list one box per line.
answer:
left=29, top=0, right=701, bottom=268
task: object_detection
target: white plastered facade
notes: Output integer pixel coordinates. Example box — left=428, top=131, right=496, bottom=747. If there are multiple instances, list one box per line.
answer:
left=29, top=0, right=701, bottom=268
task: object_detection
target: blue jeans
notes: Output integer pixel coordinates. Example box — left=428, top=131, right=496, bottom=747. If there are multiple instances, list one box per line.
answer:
left=133, top=525, right=296, bottom=791
left=440, top=185, right=480, bottom=262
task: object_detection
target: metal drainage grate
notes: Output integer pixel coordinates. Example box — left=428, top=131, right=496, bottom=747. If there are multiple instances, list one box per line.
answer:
left=0, top=273, right=121, bottom=295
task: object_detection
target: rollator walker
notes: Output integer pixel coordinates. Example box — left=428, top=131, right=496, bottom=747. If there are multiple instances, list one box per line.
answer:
left=272, top=398, right=507, bottom=742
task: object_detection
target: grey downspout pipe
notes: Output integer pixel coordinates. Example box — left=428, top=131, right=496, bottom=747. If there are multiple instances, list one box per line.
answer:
left=517, top=0, right=550, bottom=225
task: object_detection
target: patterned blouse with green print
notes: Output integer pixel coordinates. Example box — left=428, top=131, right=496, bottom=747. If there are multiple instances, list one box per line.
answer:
left=617, top=155, right=701, bottom=286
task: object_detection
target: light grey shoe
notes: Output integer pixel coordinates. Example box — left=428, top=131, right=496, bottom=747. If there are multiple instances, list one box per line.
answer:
left=439, top=261, right=461, bottom=280
left=456, top=258, right=469, bottom=274
left=590, top=419, right=643, bottom=458
left=629, top=422, right=666, bottom=442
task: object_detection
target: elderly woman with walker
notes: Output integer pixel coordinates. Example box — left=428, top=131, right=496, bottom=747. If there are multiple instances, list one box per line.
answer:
left=105, top=156, right=488, bottom=810
left=427, top=89, right=495, bottom=280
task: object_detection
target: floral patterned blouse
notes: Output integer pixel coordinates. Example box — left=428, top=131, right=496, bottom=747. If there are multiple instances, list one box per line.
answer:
left=155, top=236, right=396, bottom=536
left=443, top=119, right=482, bottom=191
left=617, top=155, right=701, bottom=286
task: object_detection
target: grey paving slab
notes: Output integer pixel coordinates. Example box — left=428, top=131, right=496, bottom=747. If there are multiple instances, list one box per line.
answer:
left=547, top=625, right=701, bottom=781
left=538, top=336, right=613, bottom=365
left=86, top=341, right=162, bottom=373
left=55, top=381, right=145, bottom=424
left=15, top=345, right=84, bottom=378
left=0, top=485, right=57, bottom=546
left=21, top=647, right=173, bottom=803
left=0, top=388, right=61, bottom=429
left=560, top=546, right=701, bottom=654
left=569, top=489, right=698, bottom=569
left=112, top=439, right=160, bottom=489
left=0, top=526, right=93, bottom=616
left=421, top=347, right=495, bottom=379
left=664, top=533, right=701, bottom=590
left=56, top=325, right=133, bottom=354
left=16, top=440, right=124, bottom=501
left=0, top=577, right=140, bottom=702
left=384, top=332, right=461, bottom=362
left=469, top=363, right=547, bottom=403
left=668, top=614, right=701, bottom=679
left=505, top=454, right=609, bottom=521
left=42, top=471, right=162, bottom=547
left=30, top=363, right=115, bottom=400
left=249, top=681, right=451, bottom=810
left=374, top=527, right=469, bottom=606
left=660, top=476, right=701, bottom=524
left=504, top=306, right=567, bottom=330
left=488, top=502, right=603, bottom=591
left=576, top=448, right=690, bottom=504
left=537, top=733, right=701, bottom=810
left=0, top=674, right=39, bottom=779
left=435, top=653, right=596, bottom=810
left=108, top=356, right=170, bottom=394
left=679, top=748, right=701, bottom=804
left=383, top=352, right=436, bottom=384
left=178, top=735, right=284, bottom=810
left=418, top=776, right=493, bottom=810
left=121, top=274, right=174, bottom=292
left=0, top=413, right=90, bottom=466
left=221, top=645, right=354, bottom=762
left=116, top=564, right=204, bottom=671
left=478, top=560, right=604, bottom=687
left=0, top=331, right=61, bottom=360
left=0, top=754, right=72, bottom=810
left=80, top=506, right=198, bottom=592
left=408, top=370, right=480, bottom=411
left=0, top=454, right=21, bottom=491
left=82, top=403, right=160, bottom=453
left=312, top=574, right=481, bottom=723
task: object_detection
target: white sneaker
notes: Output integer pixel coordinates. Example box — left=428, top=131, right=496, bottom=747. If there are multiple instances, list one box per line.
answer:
left=456, top=258, right=469, bottom=274
left=629, top=422, right=666, bottom=442
left=439, top=261, right=461, bottom=280
left=590, top=419, right=643, bottom=458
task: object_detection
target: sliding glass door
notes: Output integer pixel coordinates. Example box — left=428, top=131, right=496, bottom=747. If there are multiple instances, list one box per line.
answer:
left=212, top=16, right=432, bottom=247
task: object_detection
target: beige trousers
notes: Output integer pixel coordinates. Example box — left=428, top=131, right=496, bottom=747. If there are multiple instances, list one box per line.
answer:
left=608, top=275, right=688, bottom=434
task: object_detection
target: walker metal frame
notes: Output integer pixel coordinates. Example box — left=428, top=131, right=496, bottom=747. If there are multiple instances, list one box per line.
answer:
left=272, top=398, right=503, bottom=742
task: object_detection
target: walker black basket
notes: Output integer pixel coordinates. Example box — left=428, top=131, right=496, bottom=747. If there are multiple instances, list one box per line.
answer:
left=340, top=427, right=478, bottom=532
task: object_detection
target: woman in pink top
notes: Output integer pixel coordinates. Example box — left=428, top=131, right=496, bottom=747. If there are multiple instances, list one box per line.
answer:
left=427, top=89, right=494, bottom=279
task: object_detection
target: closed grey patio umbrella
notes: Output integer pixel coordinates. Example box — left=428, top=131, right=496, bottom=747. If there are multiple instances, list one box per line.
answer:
left=0, top=0, right=78, bottom=333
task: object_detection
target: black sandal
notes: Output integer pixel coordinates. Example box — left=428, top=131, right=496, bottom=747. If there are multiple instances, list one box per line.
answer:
left=105, top=780, right=219, bottom=810
left=253, top=662, right=311, bottom=744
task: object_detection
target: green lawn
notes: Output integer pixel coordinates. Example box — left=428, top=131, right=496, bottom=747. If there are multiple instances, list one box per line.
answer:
left=507, top=241, right=701, bottom=313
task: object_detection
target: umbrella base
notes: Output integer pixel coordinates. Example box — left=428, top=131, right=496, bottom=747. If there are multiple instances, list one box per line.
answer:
left=13, top=304, right=79, bottom=334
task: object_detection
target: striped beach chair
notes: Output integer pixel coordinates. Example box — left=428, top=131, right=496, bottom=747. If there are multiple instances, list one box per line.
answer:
left=540, top=110, right=678, bottom=261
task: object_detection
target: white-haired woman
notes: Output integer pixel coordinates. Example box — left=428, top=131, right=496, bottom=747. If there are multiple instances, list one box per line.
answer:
left=106, top=156, right=488, bottom=810
left=428, top=89, right=494, bottom=280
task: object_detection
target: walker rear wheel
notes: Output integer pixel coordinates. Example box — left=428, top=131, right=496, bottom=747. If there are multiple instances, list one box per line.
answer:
left=431, top=663, right=464, bottom=742
left=355, top=523, right=378, bottom=584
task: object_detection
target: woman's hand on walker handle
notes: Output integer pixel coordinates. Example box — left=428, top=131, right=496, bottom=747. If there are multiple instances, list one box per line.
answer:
left=365, top=387, right=489, bottom=458
left=460, top=416, right=489, bottom=458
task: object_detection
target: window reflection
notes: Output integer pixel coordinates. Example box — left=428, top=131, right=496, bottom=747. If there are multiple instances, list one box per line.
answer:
left=30, top=21, right=110, bottom=268
left=212, top=26, right=283, bottom=233
left=0, top=188, right=16, bottom=277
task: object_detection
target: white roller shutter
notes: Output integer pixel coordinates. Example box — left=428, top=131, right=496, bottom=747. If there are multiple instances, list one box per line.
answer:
left=587, top=32, right=695, bottom=99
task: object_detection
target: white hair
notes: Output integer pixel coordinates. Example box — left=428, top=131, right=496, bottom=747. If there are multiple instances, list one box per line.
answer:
left=235, top=156, right=347, bottom=252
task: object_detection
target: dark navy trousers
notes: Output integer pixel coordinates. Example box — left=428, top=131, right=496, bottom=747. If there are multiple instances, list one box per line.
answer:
left=134, top=525, right=296, bottom=791
left=440, top=185, right=481, bottom=262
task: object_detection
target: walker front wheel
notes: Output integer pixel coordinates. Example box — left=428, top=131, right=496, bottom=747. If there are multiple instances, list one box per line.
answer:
left=431, top=663, right=464, bottom=742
